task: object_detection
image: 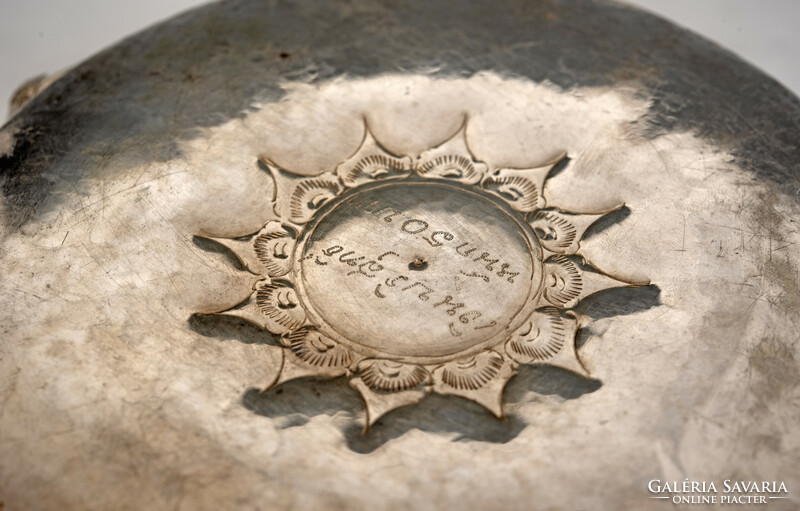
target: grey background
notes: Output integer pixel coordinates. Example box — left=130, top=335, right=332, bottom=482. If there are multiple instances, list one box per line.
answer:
left=0, top=0, right=799, bottom=121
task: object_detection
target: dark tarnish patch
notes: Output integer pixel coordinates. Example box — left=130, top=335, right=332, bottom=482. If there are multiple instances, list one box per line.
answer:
left=2, top=0, right=800, bottom=231
left=0, top=123, right=62, bottom=231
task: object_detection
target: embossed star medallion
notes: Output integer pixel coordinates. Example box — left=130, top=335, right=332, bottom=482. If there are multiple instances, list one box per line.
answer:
left=199, top=120, right=648, bottom=430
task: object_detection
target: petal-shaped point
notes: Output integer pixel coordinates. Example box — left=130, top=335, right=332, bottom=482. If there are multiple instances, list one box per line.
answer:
left=530, top=204, right=624, bottom=255
left=350, top=377, right=429, bottom=432
left=194, top=270, right=264, bottom=315
left=482, top=152, right=567, bottom=212
left=505, top=308, right=589, bottom=378
left=258, top=156, right=289, bottom=217
left=254, top=280, right=306, bottom=334
left=259, top=347, right=285, bottom=392
left=196, top=233, right=264, bottom=276
left=335, top=122, right=412, bottom=187
left=259, top=156, right=342, bottom=226
left=432, top=350, right=516, bottom=418
left=547, top=346, right=591, bottom=378
left=269, top=355, right=323, bottom=389
left=541, top=255, right=642, bottom=309
left=416, top=119, right=488, bottom=184
left=203, top=286, right=271, bottom=329
left=253, top=221, right=296, bottom=277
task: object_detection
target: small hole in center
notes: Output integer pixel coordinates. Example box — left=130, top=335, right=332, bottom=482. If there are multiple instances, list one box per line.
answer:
left=409, top=257, right=428, bottom=271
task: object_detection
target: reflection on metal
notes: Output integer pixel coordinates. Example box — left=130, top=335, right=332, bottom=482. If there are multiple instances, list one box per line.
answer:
left=198, top=120, right=648, bottom=430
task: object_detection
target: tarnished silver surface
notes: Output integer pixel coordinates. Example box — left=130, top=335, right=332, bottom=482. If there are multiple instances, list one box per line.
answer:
left=1, top=1, right=799, bottom=510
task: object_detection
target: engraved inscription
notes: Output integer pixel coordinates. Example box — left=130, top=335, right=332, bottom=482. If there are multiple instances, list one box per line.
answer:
left=200, top=119, right=648, bottom=428
left=296, top=181, right=541, bottom=359
left=338, top=194, right=520, bottom=284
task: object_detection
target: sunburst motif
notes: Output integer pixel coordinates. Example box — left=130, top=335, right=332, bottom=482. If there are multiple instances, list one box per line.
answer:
left=198, top=119, right=648, bottom=431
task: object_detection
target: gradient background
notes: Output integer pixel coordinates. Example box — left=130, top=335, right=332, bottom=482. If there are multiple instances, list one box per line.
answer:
left=1, top=0, right=799, bottom=121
